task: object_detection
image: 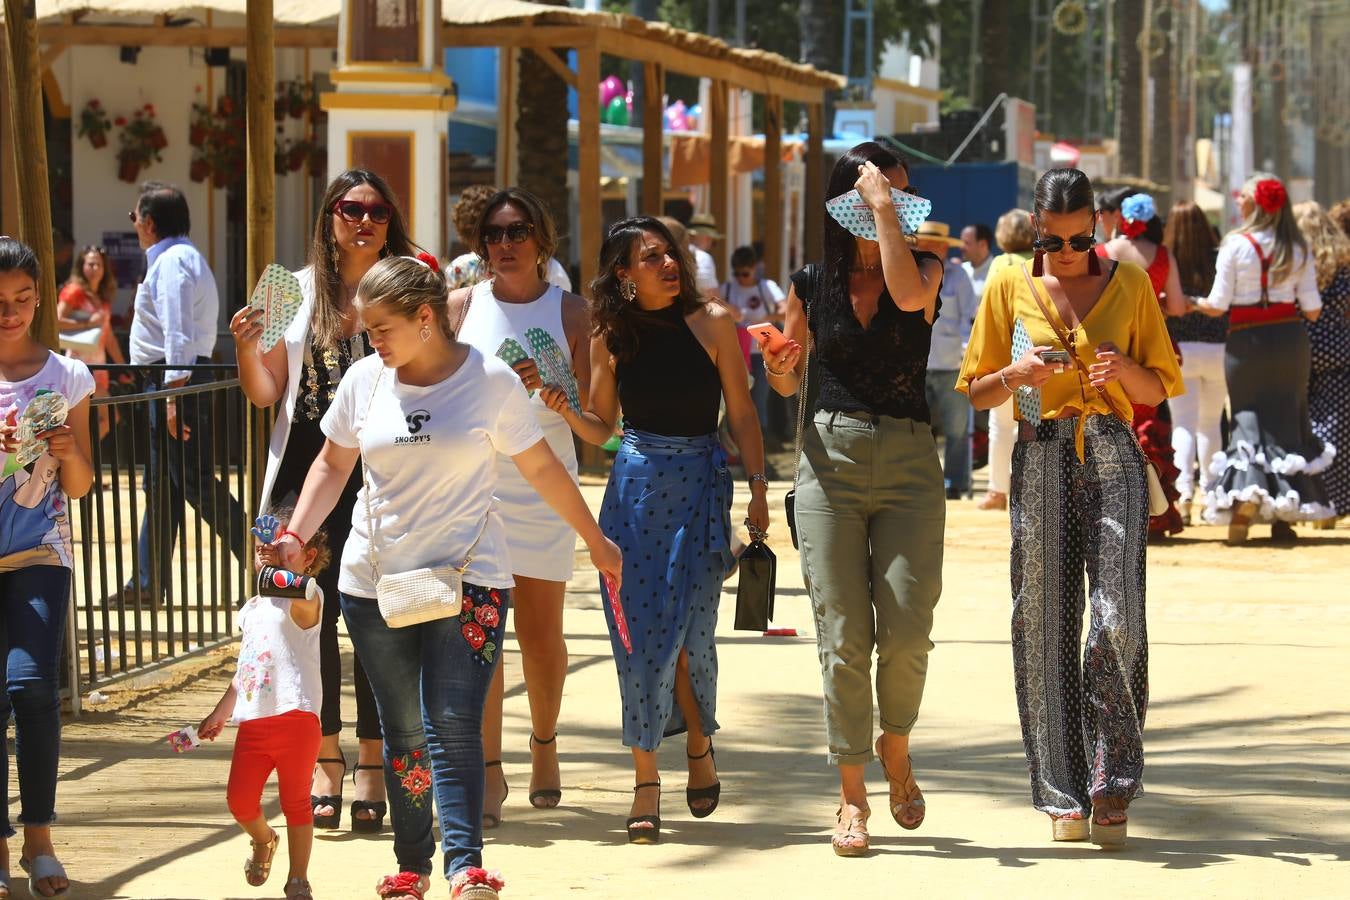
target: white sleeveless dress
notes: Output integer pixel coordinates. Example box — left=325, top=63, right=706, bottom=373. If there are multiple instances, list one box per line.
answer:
left=458, top=280, right=579, bottom=581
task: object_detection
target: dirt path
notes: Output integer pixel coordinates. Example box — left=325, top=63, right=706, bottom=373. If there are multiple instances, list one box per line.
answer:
left=42, top=480, right=1350, bottom=898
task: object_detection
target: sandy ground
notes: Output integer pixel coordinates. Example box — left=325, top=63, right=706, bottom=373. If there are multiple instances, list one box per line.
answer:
left=35, top=476, right=1350, bottom=899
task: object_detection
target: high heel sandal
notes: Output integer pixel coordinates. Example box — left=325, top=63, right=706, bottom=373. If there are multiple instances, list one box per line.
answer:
left=626, top=782, right=662, bottom=844
left=482, top=760, right=508, bottom=829
left=1091, top=799, right=1128, bottom=849
left=1226, top=501, right=1258, bottom=545
left=1050, top=812, right=1090, bottom=842
left=832, top=805, right=871, bottom=857
left=685, top=738, right=721, bottom=818
left=527, top=733, right=562, bottom=809
left=350, top=763, right=389, bottom=834
left=244, top=829, right=278, bottom=887
left=311, top=753, right=347, bottom=830
left=874, top=736, right=926, bottom=830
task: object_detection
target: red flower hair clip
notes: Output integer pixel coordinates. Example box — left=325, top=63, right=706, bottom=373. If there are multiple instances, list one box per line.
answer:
left=1253, top=179, right=1287, bottom=214
left=1120, top=218, right=1148, bottom=239
left=414, top=251, right=441, bottom=273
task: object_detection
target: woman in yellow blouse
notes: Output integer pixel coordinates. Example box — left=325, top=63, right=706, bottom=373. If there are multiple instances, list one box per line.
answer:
left=957, top=168, right=1182, bottom=849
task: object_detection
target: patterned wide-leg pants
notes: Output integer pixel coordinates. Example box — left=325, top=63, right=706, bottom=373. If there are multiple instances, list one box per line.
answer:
left=1009, top=416, right=1150, bottom=817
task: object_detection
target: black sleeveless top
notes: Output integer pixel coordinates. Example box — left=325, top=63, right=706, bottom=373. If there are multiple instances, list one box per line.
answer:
left=790, top=253, right=941, bottom=422
left=615, top=302, right=722, bottom=437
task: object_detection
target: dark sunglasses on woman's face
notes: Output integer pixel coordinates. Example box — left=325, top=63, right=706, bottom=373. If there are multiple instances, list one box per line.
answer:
left=1033, top=229, right=1096, bottom=254
left=482, top=222, right=535, bottom=245
left=332, top=200, right=393, bottom=225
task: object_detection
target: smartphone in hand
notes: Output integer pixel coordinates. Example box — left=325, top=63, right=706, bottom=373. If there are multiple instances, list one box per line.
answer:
left=746, top=322, right=790, bottom=354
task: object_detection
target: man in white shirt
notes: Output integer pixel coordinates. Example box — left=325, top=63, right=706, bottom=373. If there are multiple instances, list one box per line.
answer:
left=687, top=213, right=722, bottom=299
left=916, top=222, right=979, bottom=500
left=961, top=223, right=994, bottom=299
left=123, top=182, right=242, bottom=604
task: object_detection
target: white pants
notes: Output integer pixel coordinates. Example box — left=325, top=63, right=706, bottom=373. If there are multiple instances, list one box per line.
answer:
left=1170, top=341, right=1228, bottom=501
left=987, top=397, right=1016, bottom=494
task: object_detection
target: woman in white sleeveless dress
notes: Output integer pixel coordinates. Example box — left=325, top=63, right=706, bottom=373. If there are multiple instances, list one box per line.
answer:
left=449, top=188, right=592, bottom=827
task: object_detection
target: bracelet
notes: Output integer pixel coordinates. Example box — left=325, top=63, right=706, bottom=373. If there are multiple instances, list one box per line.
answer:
left=999, top=369, right=1016, bottom=393
left=276, top=528, right=306, bottom=547
left=749, top=473, right=769, bottom=489
left=765, top=364, right=791, bottom=377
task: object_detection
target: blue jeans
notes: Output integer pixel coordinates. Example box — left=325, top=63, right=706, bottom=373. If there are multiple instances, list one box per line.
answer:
left=134, top=360, right=245, bottom=591
left=0, top=565, right=70, bottom=837
left=340, top=585, right=508, bottom=881
left=925, top=369, right=971, bottom=492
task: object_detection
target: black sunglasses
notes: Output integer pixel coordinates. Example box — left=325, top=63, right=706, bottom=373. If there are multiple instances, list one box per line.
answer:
left=127, top=210, right=138, bottom=223
left=332, top=200, right=393, bottom=225
left=1033, top=227, right=1096, bottom=254
left=482, top=222, right=535, bottom=245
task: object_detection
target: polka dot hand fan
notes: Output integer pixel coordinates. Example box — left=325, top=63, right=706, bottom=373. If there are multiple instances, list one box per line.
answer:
left=1010, top=318, right=1042, bottom=424
left=494, top=338, right=534, bottom=396
left=824, top=188, right=932, bottom=241
left=525, top=327, right=581, bottom=414
left=247, top=264, right=304, bottom=352
left=14, top=389, right=70, bottom=467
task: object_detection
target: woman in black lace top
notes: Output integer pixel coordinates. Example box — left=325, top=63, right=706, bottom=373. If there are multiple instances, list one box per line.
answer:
left=765, top=142, right=946, bottom=857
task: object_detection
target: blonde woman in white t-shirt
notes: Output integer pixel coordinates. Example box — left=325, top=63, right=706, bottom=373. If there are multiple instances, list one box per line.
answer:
left=275, top=255, right=621, bottom=900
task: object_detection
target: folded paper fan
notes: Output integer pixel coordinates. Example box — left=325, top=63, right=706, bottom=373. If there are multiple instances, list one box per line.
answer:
left=14, top=390, right=70, bottom=467
left=1010, top=318, right=1042, bottom=424
left=495, top=338, right=533, bottom=395
left=248, top=264, right=304, bottom=352
left=525, top=327, right=581, bottom=414
left=825, top=188, right=932, bottom=241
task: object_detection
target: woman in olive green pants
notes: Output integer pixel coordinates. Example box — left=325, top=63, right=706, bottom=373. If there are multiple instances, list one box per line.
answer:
left=766, top=142, right=946, bottom=856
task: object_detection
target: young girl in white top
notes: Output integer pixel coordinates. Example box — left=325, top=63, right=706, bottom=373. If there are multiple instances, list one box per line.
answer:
left=198, top=517, right=328, bottom=900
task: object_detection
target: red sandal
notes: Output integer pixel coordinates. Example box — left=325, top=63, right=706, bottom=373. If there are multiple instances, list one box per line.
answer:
left=451, top=868, right=505, bottom=900
left=376, top=872, right=429, bottom=900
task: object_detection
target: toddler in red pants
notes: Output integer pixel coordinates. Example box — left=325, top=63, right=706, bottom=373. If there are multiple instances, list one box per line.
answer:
left=199, top=516, right=329, bottom=900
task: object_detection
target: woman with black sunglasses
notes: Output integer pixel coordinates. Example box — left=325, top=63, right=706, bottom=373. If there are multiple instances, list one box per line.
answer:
left=958, top=168, right=1182, bottom=849
left=447, top=187, right=592, bottom=829
left=230, top=169, right=419, bottom=838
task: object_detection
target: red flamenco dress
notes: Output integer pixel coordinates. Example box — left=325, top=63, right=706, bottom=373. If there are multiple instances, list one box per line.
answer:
left=1096, top=245, right=1184, bottom=536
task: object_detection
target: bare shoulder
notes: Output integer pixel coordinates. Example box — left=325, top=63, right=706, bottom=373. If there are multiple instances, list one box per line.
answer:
left=560, top=290, right=590, bottom=321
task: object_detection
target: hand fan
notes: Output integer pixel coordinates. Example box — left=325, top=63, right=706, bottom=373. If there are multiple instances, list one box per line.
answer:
left=825, top=188, right=932, bottom=241
left=14, top=390, right=69, bottom=467
left=494, top=338, right=533, bottom=395
left=525, top=327, right=581, bottom=414
left=1010, top=318, right=1042, bottom=424
left=247, top=264, right=304, bottom=352
left=604, top=575, right=632, bottom=654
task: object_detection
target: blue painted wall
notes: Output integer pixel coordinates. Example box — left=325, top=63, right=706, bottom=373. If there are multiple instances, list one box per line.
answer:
left=907, top=161, right=1023, bottom=248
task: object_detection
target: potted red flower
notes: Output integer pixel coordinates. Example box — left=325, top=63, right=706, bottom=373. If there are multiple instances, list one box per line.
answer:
left=114, top=106, right=168, bottom=183
left=78, top=99, right=112, bottom=149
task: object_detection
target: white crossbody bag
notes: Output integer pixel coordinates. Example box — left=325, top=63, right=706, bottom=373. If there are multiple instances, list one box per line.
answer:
left=360, top=367, right=488, bottom=628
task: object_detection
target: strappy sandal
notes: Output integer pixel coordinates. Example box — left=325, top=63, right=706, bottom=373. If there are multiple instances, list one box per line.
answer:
left=450, top=867, right=506, bottom=900
left=312, top=752, right=347, bottom=829
left=375, top=872, right=429, bottom=900
left=1050, top=811, right=1090, bottom=842
left=351, top=763, right=388, bottom=834
left=482, top=760, right=508, bottom=829
left=685, top=737, right=721, bottom=818
left=626, top=782, right=662, bottom=844
left=1091, top=798, right=1128, bottom=849
left=874, top=736, right=926, bottom=830
left=285, top=877, right=315, bottom=899
left=244, top=829, right=278, bottom=887
left=527, top=733, right=562, bottom=809
left=832, top=805, right=871, bottom=857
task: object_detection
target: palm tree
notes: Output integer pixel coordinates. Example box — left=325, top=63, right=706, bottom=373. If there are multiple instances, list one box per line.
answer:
left=1117, top=0, right=1144, bottom=177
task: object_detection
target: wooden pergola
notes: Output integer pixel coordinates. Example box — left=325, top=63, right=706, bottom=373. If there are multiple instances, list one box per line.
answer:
left=7, top=1, right=842, bottom=296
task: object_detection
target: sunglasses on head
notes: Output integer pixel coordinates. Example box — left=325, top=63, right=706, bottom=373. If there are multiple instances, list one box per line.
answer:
left=332, top=200, right=393, bottom=225
left=1033, top=228, right=1096, bottom=254
left=482, top=222, right=535, bottom=245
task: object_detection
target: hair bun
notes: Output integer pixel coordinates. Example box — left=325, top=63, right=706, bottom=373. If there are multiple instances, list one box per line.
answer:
left=414, top=251, right=440, bottom=273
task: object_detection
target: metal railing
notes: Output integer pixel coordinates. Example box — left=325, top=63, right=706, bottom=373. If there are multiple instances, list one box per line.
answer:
left=66, top=364, right=258, bottom=707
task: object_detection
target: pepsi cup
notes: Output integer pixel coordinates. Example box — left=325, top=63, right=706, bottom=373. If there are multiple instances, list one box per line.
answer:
left=257, top=566, right=323, bottom=601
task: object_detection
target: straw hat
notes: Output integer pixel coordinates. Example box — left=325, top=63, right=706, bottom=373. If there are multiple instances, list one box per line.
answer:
left=687, top=213, right=724, bottom=239
left=914, top=221, right=962, bottom=247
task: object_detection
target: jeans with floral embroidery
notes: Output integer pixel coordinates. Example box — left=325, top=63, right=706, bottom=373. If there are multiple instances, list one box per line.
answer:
left=340, top=584, right=508, bottom=880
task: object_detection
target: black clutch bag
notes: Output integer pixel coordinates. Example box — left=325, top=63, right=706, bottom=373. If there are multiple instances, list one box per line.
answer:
left=734, top=536, right=777, bottom=632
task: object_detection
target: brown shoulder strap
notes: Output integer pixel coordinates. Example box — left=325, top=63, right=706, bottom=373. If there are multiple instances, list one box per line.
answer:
left=1019, top=262, right=1121, bottom=414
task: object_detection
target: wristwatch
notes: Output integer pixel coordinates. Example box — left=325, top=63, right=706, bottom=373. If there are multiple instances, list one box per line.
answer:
left=749, top=473, right=769, bottom=489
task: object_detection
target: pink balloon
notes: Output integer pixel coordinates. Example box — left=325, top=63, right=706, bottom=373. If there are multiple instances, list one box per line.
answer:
left=599, top=76, right=625, bottom=108
left=664, top=100, right=688, bottom=131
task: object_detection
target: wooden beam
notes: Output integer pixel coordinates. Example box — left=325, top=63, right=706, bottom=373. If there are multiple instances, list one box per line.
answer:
left=36, top=24, right=336, bottom=49
left=3, top=0, right=57, bottom=349
left=441, top=25, right=596, bottom=50
left=577, top=43, right=602, bottom=297
left=245, top=0, right=274, bottom=289
left=709, top=79, right=730, bottom=278
left=495, top=46, right=518, bottom=188
left=0, top=35, right=18, bottom=239
left=525, top=46, right=576, bottom=90
left=804, top=101, right=825, bottom=265
left=762, top=93, right=783, bottom=288
left=641, top=61, right=664, bottom=215
left=37, top=39, right=63, bottom=69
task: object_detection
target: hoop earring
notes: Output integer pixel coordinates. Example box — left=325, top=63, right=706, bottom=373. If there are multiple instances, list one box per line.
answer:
left=620, top=278, right=637, bottom=303
left=420, top=324, right=432, bottom=342
left=1031, top=249, right=1045, bottom=278
left=1086, top=249, right=1101, bottom=276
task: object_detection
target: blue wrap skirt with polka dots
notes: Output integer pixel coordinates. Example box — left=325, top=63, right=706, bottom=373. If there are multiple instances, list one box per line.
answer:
left=598, top=429, right=734, bottom=751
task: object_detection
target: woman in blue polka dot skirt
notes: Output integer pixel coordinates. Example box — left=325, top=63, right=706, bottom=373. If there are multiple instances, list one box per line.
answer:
left=551, top=216, right=769, bottom=844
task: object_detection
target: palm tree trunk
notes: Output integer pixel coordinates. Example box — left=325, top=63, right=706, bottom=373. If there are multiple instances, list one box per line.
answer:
left=1117, top=0, right=1144, bottom=177
left=515, top=0, right=572, bottom=263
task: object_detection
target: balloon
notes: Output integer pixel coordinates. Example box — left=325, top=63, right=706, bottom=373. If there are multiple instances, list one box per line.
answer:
left=605, top=95, right=630, bottom=127
left=687, top=103, right=702, bottom=129
left=664, top=100, right=688, bottom=131
left=599, top=75, right=625, bottom=109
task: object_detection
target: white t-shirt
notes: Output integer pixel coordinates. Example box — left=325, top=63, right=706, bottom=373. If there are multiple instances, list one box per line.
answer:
left=321, top=349, right=545, bottom=596
left=691, top=245, right=718, bottom=295
left=720, top=279, right=786, bottom=348
left=1, top=351, right=96, bottom=571
left=232, top=594, right=323, bottom=724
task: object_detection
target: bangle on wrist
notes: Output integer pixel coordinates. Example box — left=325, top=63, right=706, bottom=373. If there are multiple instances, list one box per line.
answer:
left=999, top=369, right=1017, bottom=393
left=749, top=473, right=768, bottom=489
left=765, top=364, right=790, bottom=377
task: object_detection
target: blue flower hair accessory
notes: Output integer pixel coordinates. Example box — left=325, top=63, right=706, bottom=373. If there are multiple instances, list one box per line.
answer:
left=1120, top=193, right=1155, bottom=223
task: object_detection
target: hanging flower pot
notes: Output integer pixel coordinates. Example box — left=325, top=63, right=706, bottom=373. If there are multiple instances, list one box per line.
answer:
left=149, top=127, right=168, bottom=151
left=189, top=157, right=211, bottom=183
left=117, top=157, right=141, bottom=183
left=212, top=166, right=231, bottom=189
left=288, top=142, right=308, bottom=172
left=78, top=99, right=112, bottom=150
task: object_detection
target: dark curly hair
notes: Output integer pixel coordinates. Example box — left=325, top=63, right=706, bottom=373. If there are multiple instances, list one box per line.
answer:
left=589, top=216, right=704, bottom=362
